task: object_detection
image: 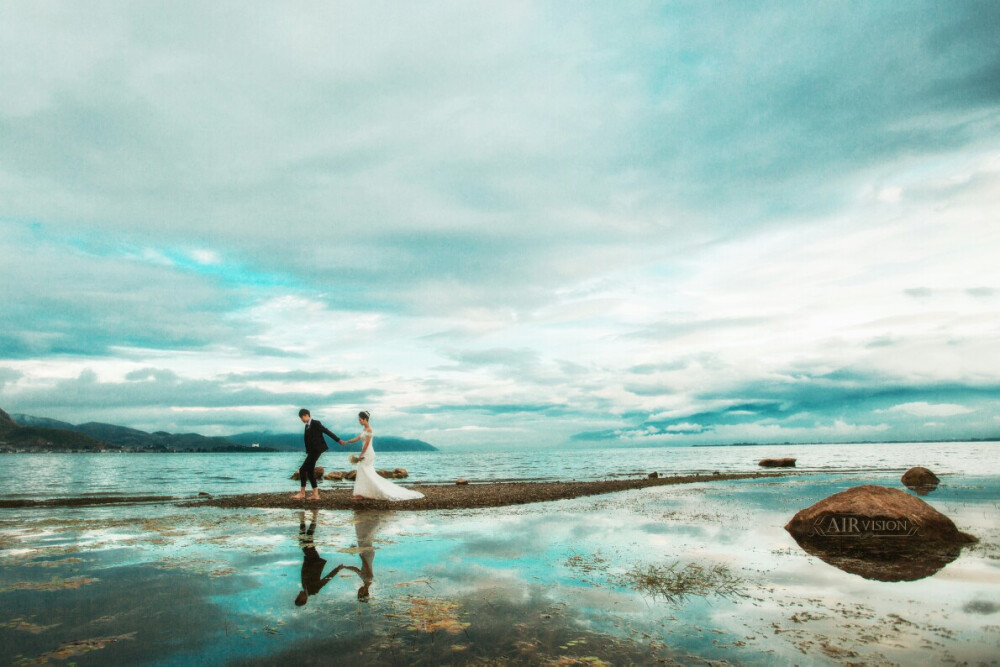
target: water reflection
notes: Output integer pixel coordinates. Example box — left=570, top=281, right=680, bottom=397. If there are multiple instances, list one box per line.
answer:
left=903, top=480, right=939, bottom=496
left=788, top=533, right=964, bottom=582
left=295, top=509, right=338, bottom=606
left=293, top=510, right=390, bottom=606
left=332, top=511, right=386, bottom=602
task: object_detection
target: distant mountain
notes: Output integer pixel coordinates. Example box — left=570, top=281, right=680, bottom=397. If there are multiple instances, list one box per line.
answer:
left=0, top=407, right=19, bottom=436
left=10, top=414, right=77, bottom=431
left=2, top=409, right=434, bottom=453
left=4, top=426, right=107, bottom=451
left=72, top=422, right=237, bottom=451
left=230, top=431, right=438, bottom=452
left=3, top=411, right=269, bottom=452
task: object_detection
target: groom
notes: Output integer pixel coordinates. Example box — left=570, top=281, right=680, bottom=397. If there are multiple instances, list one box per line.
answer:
left=294, top=408, right=344, bottom=500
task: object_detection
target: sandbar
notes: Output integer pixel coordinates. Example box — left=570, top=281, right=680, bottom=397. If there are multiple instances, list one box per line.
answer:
left=193, top=472, right=788, bottom=511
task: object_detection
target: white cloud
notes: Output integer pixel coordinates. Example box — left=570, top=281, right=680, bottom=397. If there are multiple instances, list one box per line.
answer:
left=887, top=402, right=975, bottom=418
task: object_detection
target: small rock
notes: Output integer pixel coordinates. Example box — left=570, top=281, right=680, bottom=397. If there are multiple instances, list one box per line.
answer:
left=759, top=457, right=796, bottom=468
left=323, top=471, right=345, bottom=481
left=198, top=491, right=212, bottom=498
left=648, top=471, right=659, bottom=479
left=901, top=466, right=940, bottom=495
left=456, top=478, right=469, bottom=485
left=291, top=467, right=324, bottom=481
left=345, top=470, right=357, bottom=481
left=393, top=468, right=408, bottom=478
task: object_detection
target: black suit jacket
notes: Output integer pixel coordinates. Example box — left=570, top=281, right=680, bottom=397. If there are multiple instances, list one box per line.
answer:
left=304, top=419, right=339, bottom=454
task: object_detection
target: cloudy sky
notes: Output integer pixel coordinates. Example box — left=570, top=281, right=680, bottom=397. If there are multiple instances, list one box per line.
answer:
left=2, top=1, right=999, bottom=448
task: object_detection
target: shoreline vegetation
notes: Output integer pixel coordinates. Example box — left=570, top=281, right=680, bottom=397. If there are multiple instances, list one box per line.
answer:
left=0, top=472, right=789, bottom=510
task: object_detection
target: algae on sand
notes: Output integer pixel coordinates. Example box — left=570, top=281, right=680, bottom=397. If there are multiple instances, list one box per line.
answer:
left=613, top=562, right=747, bottom=604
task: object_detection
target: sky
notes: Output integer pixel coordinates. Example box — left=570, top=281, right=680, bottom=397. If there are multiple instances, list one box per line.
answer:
left=1, top=1, right=999, bottom=449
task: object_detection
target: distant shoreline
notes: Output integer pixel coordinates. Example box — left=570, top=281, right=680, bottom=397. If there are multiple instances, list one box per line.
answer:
left=692, top=438, right=1000, bottom=447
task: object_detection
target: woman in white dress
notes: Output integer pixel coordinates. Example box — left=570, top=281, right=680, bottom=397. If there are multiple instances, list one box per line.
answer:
left=343, top=411, right=423, bottom=502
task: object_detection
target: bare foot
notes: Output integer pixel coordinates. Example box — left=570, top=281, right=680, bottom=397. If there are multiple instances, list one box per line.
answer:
left=309, top=492, right=320, bottom=501
left=351, top=496, right=364, bottom=501
left=291, top=492, right=305, bottom=499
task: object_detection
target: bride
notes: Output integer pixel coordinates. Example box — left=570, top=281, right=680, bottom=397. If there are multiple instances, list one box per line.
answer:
left=342, top=411, right=423, bottom=502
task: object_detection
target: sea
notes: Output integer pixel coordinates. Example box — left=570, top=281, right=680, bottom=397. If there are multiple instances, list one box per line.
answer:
left=0, top=440, right=996, bottom=500
left=2, top=441, right=999, bottom=665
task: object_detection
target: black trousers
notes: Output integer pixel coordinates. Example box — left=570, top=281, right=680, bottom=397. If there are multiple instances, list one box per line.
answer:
left=299, top=450, right=322, bottom=489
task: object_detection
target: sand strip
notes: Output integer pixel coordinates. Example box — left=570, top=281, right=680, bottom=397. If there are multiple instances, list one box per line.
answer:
left=192, top=472, right=788, bottom=511
left=0, top=495, right=180, bottom=508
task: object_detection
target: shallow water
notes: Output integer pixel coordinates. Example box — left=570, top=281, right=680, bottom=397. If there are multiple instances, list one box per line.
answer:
left=2, top=441, right=998, bottom=500
left=2, top=470, right=998, bottom=665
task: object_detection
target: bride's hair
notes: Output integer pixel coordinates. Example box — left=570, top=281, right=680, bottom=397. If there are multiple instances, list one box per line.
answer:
left=359, top=410, right=371, bottom=421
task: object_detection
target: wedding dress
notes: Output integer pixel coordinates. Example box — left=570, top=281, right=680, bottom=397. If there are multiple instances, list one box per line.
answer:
left=352, top=429, right=423, bottom=501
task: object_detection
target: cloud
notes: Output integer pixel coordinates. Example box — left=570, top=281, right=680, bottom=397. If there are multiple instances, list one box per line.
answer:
left=1, top=3, right=999, bottom=446
left=887, top=402, right=976, bottom=418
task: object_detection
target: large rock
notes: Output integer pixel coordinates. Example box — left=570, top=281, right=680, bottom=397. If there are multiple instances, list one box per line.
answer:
left=345, top=470, right=357, bottom=481
left=393, top=468, right=408, bottom=479
left=785, top=485, right=977, bottom=581
left=901, top=467, right=940, bottom=495
left=759, top=457, right=796, bottom=468
left=324, top=471, right=345, bottom=481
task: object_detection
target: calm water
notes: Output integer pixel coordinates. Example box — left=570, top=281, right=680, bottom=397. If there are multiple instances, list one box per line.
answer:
left=2, top=441, right=998, bottom=500
left=2, top=443, right=999, bottom=664
left=2, top=470, right=999, bottom=665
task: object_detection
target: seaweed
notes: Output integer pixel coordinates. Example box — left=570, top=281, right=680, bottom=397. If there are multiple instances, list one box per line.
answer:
left=612, top=562, right=746, bottom=604
left=15, top=632, right=136, bottom=665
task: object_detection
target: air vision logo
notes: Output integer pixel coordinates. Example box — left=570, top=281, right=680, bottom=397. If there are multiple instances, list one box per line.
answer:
left=810, top=514, right=920, bottom=538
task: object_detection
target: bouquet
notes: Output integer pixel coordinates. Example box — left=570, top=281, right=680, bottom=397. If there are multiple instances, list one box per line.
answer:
left=349, top=454, right=364, bottom=464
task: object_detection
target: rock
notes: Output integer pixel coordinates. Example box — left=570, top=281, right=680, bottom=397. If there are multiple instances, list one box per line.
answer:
left=198, top=491, right=212, bottom=498
left=455, top=478, right=469, bottom=485
left=393, top=468, right=408, bottom=478
left=648, top=471, right=659, bottom=479
left=759, top=457, right=796, bottom=468
left=377, top=469, right=392, bottom=478
left=784, top=484, right=977, bottom=581
left=901, top=467, right=940, bottom=495
left=324, top=471, right=345, bottom=481
left=345, top=470, right=357, bottom=481
left=291, top=466, right=325, bottom=481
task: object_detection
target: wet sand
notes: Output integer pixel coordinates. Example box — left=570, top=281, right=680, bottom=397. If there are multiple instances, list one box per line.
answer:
left=0, top=495, right=180, bottom=509
left=193, top=471, right=787, bottom=510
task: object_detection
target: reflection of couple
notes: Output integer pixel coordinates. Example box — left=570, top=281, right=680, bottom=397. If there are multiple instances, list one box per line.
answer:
left=294, top=510, right=383, bottom=606
left=294, top=408, right=423, bottom=502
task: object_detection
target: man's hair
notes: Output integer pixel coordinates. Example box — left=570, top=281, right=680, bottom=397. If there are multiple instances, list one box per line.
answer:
left=298, top=408, right=310, bottom=418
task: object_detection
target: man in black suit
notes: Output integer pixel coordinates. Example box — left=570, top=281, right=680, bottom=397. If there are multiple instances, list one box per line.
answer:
left=294, top=408, right=344, bottom=500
